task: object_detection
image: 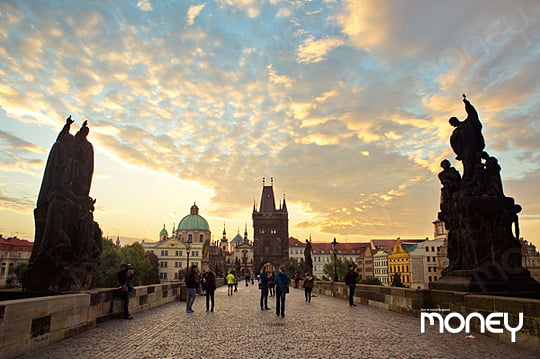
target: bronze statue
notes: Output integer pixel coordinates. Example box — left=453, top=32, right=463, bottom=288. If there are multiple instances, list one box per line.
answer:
left=432, top=96, right=539, bottom=296
left=449, top=94, right=485, bottom=181
left=304, top=239, right=313, bottom=275
left=23, top=116, right=102, bottom=292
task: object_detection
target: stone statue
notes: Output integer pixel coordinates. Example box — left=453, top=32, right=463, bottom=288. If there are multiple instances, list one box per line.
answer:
left=304, top=239, right=313, bottom=275
left=23, top=116, right=102, bottom=292
left=449, top=94, right=485, bottom=181
left=432, top=96, right=540, bottom=297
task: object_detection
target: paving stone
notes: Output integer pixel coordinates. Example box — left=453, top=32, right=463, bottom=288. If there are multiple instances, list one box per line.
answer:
left=17, top=285, right=540, bottom=359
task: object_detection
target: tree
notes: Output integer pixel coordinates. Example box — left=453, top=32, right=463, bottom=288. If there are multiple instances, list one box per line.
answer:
left=13, top=262, right=28, bottom=285
left=96, top=238, right=122, bottom=288
left=322, top=256, right=356, bottom=282
left=142, top=251, right=160, bottom=285
left=120, top=242, right=153, bottom=286
left=282, top=257, right=299, bottom=277
left=391, top=272, right=405, bottom=287
left=178, top=268, right=188, bottom=282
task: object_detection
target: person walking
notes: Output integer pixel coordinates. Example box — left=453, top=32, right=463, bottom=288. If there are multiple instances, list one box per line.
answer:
left=204, top=269, right=216, bottom=312
left=259, top=266, right=270, bottom=310
left=185, top=264, right=198, bottom=313
left=117, top=263, right=134, bottom=319
left=344, top=265, right=359, bottom=306
left=268, top=272, right=275, bottom=297
left=274, top=266, right=290, bottom=318
left=226, top=271, right=235, bottom=296
left=303, top=272, right=314, bottom=303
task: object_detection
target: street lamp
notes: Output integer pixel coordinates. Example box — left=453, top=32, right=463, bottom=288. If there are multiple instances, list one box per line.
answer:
left=332, top=237, right=338, bottom=282
left=186, top=236, right=192, bottom=271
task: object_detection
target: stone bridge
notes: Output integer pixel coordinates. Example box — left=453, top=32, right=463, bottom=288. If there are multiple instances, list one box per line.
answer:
left=1, top=281, right=539, bottom=359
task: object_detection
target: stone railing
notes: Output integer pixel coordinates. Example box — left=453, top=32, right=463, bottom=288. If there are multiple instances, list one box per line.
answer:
left=0, top=278, right=226, bottom=359
left=0, top=283, right=182, bottom=359
left=310, top=281, right=540, bottom=352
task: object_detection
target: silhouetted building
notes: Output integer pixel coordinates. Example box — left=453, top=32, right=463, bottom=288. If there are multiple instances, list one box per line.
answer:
left=253, top=178, right=289, bottom=272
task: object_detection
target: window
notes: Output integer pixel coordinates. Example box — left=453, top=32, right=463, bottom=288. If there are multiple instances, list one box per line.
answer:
left=161, top=250, right=169, bottom=256
left=175, top=250, right=182, bottom=256
left=188, top=234, right=193, bottom=242
left=160, top=261, right=168, bottom=268
left=199, top=234, right=204, bottom=242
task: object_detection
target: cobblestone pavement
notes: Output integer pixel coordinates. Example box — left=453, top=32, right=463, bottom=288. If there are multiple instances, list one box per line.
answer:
left=19, top=284, right=540, bottom=359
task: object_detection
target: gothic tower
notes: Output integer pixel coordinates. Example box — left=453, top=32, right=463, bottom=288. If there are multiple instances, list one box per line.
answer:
left=252, top=177, right=289, bottom=272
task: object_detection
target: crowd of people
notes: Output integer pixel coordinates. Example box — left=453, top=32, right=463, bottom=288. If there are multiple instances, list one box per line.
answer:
left=118, top=263, right=359, bottom=320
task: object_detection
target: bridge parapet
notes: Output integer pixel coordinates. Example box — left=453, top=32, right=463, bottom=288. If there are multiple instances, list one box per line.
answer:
left=311, top=281, right=540, bottom=352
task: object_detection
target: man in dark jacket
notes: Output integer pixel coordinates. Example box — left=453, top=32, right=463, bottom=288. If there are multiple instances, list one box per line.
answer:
left=274, top=266, right=290, bottom=318
left=344, top=265, right=359, bottom=306
left=203, top=269, right=216, bottom=312
left=117, top=263, right=134, bottom=319
left=185, top=264, right=198, bottom=313
left=259, top=266, right=270, bottom=310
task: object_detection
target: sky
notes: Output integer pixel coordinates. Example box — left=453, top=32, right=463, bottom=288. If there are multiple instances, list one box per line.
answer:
left=1, top=0, right=539, bottom=248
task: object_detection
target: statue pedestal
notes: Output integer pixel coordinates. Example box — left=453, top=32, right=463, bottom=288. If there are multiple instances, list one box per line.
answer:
left=429, top=267, right=540, bottom=299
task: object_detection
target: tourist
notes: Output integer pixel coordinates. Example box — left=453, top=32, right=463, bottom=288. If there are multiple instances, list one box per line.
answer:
left=259, top=266, right=270, bottom=310
left=344, top=265, right=359, bottom=306
left=185, top=264, right=198, bottom=313
left=294, top=272, right=300, bottom=288
left=204, top=269, right=217, bottom=312
left=303, top=272, right=314, bottom=302
left=245, top=273, right=250, bottom=286
left=274, top=266, right=290, bottom=318
left=227, top=271, right=235, bottom=296
left=268, top=272, right=275, bottom=297
left=117, top=263, right=134, bottom=319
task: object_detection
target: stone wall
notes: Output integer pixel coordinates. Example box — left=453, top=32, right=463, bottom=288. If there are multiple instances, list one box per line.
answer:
left=312, top=281, right=540, bottom=352
left=0, top=278, right=226, bottom=359
left=0, top=283, right=182, bottom=359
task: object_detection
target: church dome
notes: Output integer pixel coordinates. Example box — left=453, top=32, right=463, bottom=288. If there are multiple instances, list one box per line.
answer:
left=231, top=233, right=244, bottom=243
left=177, top=204, right=210, bottom=231
left=159, top=225, right=168, bottom=236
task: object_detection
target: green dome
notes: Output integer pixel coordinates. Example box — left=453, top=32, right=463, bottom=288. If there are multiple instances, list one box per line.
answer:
left=159, top=225, right=168, bottom=236
left=177, top=204, right=209, bottom=231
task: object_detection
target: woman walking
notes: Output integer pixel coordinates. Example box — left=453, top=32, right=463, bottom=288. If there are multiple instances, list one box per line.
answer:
left=303, top=272, right=314, bottom=302
left=204, top=269, right=217, bottom=312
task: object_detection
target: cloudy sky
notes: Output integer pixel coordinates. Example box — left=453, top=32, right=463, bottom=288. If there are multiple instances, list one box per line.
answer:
left=1, top=0, right=539, bottom=248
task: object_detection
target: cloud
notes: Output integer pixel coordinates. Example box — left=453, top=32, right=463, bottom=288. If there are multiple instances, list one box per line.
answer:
left=186, top=4, right=206, bottom=26
left=137, top=0, right=153, bottom=12
left=296, top=36, right=344, bottom=63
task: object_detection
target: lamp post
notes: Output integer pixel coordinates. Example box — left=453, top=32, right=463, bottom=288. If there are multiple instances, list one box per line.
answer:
left=186, top=237, right=192, bottom=271
left=332, top=237, right=338, bottom=282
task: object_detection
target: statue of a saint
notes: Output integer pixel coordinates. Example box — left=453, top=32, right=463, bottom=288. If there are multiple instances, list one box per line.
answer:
left=449, top=94, right=485, bottom=181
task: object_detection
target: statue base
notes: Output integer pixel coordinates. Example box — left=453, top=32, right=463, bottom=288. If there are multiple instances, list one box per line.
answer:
left=429, top=266, right=540, bottom=299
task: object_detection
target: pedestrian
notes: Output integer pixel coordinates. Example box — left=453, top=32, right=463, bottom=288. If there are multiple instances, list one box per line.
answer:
left=185, top=264, right=198, bottom=313
left=250, top=274, right=255, bottom=285
left=274, top=266, right=290, bottom=318
left=259, top=266, right=270, bottom=310
left=245, top=273, right=250, bottom=287
left=117, top=263, right=134, bottom=319
left=303, top=272, right=314, bottom=302
left=226, top=271, right=235, bottom=296
left=234, top=273, right=239, bottom=292
left=344, top=265, right=359, bottom=306
left=294, top=272, right=300, bottom=288
left=268, top=272, right=275, bottom=297
left=204, top=269, right=217, bottom=312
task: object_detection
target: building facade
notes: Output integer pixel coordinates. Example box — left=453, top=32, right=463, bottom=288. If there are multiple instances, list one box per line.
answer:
left=0, top=236, right=33, bottom=286
left=252, top=179, right=289, bottom=272
left=373, top=249, right=390, bottom=286
left=143, top=204, right=211, bottom=282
